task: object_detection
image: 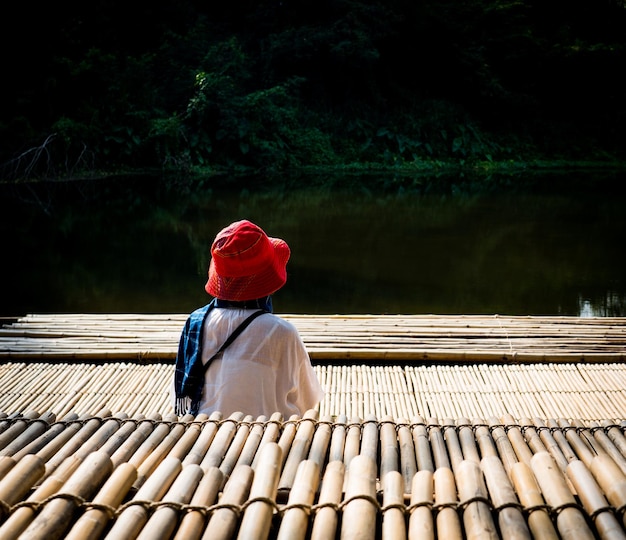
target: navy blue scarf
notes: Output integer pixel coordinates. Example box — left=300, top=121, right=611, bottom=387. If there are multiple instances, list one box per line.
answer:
left=173, top=297, right=272, bottom=415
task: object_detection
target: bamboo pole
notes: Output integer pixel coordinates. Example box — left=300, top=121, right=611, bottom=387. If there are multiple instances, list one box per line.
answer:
left=171, top=466, right=223, bottom=540
left=592, top=422, right=626, bottom=477
left=103, top=455, right=182, bottom=540
left=0, top=452, right=84, bottom=538
left=132, top=418, right=190, bottom=491
left=233, top=415, right=267, bottom=470
left=501, top=414, right=533, bottom=468
left=566, top=460, right=626, bottom=540
left=0, top=454, right=45, bottom=508
left=397, top=418, right=417, bottom=492
left=64, top=462, right=138, bottom=540
left=443, top=419, right=463, bottom=474
left=341, top=454, right=378, bottom=540
left=382, top=471, right=406, bottom=540
left=480, top=455, right=531, bottom=539
left=530, top=451, right=596, bottom=540
left=474, top=418, right=497, bottom=460
left=533, top=418, right=570, bottom=472
left=278, top=409, right=318, bottom=491
left=433, top=467, right=463, bottom=540
left=510, top=461, right=559, bottom=540
left=546, top=419, right=579, bottom=464
left=16, top=450, right=113, bottom=540
left=570, top=418, right=606, bottom=458
left=127, top=413, right=178, bottom=470
left=110, top=413, right=165, bottom=469
left=328, top=414, right=347, bottom=463
left=343, top=416, right=362, bottom=475
left=487, top=417, right=520, bottom=478
left=456, top=459, right=499, bottom=540
left=601, top=420, right=626, bottom=460
left=218, top=414, right=254, bottom=479
left=310, top=461, right=345, bottom=540
left=199, top=412, right=245, bottom=471
left=558, top=419, right=595, bottom=466
left=589, top=454, right=626, bottom=528
left=461, top=418, right=483, bottom=463
left=275, top=414, right=300, bottom=471
left=0, top=410, right=43, bottom=452
left=0, top=416, right=120, bottom=540
left=380, top=415, right=399, bottom=481
left=361, top=414, right=379, bottom=464
left=407, top=470, right=433, bottom=540
left=0, top=411, right=55, bottom=458
left=519, top=417, right=548, bottom=456
left=97, top=415, right=144, bottom=459
left=136, top=464, right=205, bottom=540
left=428, top=419, right=451, bottom=470
left=0, top=455, right=16, bottom=481
left=250, top=412, right=283, bottom=470
left=410, top=417, right=434, bottom=473
left=10, top=412, right=76, bottom=461
left=277, top=460, right=320, bottom=540
left=180, top=411, right=223, bottom=468
left=236, top=443, right=282, bottom=540
left=168, top=413, right=209, bottom=461
left=202, top=465, right=254, bottom=540
left=472, top=418, right=498, bottom=463
left=308, top=414, right=333, bottom=472
left=40, top=410, right=116, bottom=481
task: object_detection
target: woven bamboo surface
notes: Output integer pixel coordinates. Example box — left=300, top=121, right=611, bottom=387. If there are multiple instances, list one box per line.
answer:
left=0, top=361, right=625, bottom=423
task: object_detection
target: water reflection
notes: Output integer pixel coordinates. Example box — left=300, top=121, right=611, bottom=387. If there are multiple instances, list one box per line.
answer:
left=578, top=291, right=625, bottom=318
left=1, top=172, right=624, bottom=317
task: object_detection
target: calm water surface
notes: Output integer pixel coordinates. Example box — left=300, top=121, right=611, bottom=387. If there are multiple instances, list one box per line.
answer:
left=1, top=172, right=624, bottom=317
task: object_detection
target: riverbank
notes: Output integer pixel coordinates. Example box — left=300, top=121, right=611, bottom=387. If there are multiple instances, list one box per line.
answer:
left=3, top=158, right=626, bottom=186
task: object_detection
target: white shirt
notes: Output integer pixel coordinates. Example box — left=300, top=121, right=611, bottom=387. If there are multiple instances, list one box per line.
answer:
left=172, top=308, right=324, bottom=418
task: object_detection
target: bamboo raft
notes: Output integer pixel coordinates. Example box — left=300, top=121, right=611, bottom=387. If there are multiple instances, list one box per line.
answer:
left=0, top=313, right=625, bottom=538
left=1, top=313, right=625, bottom=363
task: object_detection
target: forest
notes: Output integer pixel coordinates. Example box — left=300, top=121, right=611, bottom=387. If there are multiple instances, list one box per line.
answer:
left=2, top=0, right=625, bottom=182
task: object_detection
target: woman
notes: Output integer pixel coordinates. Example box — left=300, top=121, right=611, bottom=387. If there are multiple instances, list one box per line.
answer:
left=172, top=219, right=324, bottom=418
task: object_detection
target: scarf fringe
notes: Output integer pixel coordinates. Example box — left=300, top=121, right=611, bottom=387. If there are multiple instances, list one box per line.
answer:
left=175, top=396, right=196, bottom=417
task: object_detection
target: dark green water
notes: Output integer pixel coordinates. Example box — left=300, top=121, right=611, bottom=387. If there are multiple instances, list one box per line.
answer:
left=1, top=172, right=625, bottom=317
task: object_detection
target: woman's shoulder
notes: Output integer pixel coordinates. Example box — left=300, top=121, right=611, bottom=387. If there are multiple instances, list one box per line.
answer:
left=259, top=312, right=298, bottom=332
left=207, top=308, right=299, bottom=337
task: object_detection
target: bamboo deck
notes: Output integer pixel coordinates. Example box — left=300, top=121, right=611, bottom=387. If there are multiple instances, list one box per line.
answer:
left=0, top=313, right=625, bottom=421
left=0, top=313, right=625, bottom=538
left=2, top=313, right=625, bottom=362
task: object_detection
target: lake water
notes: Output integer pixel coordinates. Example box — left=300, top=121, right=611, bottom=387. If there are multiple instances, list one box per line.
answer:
left=1, top=171, right=625, bottom=317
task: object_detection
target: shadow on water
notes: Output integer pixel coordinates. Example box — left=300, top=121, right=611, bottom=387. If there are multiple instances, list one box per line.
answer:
left=1, top=171, right=625, bottom=317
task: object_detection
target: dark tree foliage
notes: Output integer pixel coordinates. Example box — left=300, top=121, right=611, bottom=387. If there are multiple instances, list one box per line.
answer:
left=1, top=0, right=625, bottom=180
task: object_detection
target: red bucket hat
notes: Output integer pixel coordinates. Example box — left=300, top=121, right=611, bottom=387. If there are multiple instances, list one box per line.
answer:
left=205, top=220, right=290, bottom=301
